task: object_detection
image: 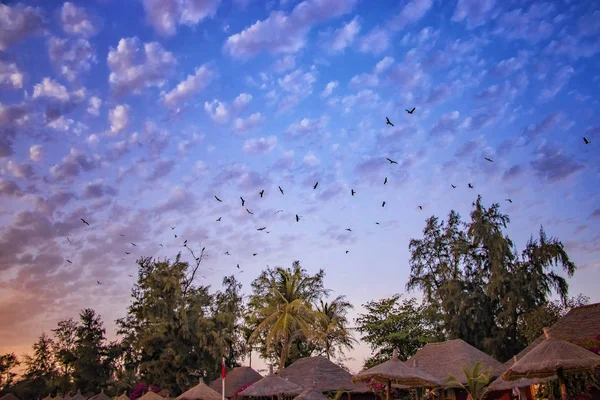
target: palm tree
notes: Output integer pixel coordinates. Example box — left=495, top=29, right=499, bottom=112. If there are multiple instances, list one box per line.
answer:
left=446, top=362, right=491, bottom=400
left=314, top=296, right=356, bottom=360
left=248, top=263, right=327, bottom=371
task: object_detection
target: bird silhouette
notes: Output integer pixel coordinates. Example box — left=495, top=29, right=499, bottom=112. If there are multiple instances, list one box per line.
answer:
left=259, top=189, right=265, bottom=197
left=506, top=199, right=513, bottom=203
left=215, top=195, right=223, bottom=202
left=346, top=250, right=349, bottom=254
left=386, top=117, right=394, bottom=126
left=313, top=182, right=318, bottom=189
left=346, top=228, right=352, bottom=232
left=67, top=237, right=72, bottom=244
left=279, top=186, right=284, bottom=194
left=236, top=264, right=240, bottom=269
left=382, top=201, right=386, bottom=207
left=451, top=184, right=456, bottom=188
left=484, top=157, right=493, bottom=162
left=125, top=252, right=131, bottom=255
left=170, top=226, right=175, bottom=230
left=183, top=240, right=187, bottom=246
left=584, top=137, right=590, bottom=144
left=375, top=222, right=380, bottom=225
left=121, top=258, right=125, bottom=261
left=274, top=210, right=283, bottom=214
left=240, top=197, right=245, bottom=206
left=468, top=183, right=474, bottom=189
left=351, top=189, right=355, bottom=196
left=119, top=234, right=125, bottom=237
left=159, top=244, right=163, bottom=247
left=296, top=214, right=300, bottom=222
left=131, top=242, right=137, bottom=247
left=253, top=253, right=257, bottom=256
left=257, top=227, right=266, bottom=231
left=66, top=259, right=72, bottom=264
left=246, top=208, right=254, bottom=215
left=225, top=251, right=230, bottom=255
left=406, top=107, right=415, bottom=114
left=128, top=274, right=134, bottom=278
left=216, top=217, right=222, bottom=221
left=386, top=158, right=398, bottom=164
left=174, top=234, right=178, bottom=238
left=80, top=218, right=89, bottom=225
left=384, top=177, right=388, bottom=185
left=97, top=281, right=102, bottom=285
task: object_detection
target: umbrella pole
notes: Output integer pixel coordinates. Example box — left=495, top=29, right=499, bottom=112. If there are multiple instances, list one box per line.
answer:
left=386, top=380, right=391, bottom=400
left=558, top=376, right=567, bottom=400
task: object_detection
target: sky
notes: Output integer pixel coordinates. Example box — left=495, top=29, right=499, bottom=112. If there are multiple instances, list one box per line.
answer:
left=1, top=0, right=600, bottom=375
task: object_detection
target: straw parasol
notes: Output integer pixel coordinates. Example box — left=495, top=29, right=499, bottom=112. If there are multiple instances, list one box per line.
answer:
left=238, top=366, right=303, bottom=398
left=138, top=392, right=165, bottom=400
left=63, top=394, right=72, bottom=400
left=176, top=381, right=222, bottom=400
left=484, top=356, right=557, bottom=396
left=115, top=393, right=129, bottom=400
left=89, top=390, right=111, bottom=400
left=210, top=366, right=263, bottom=397
left=502, top=328, right=600, bottom=400
left=72, top=390, right=86, bottom=400
left=42, top=395, right=53, bottom=400
left=0, top=394, right=20, bottom=400
left=293, top=388, right=328, bottom=400
left=353, top=349, right=442, bottom=400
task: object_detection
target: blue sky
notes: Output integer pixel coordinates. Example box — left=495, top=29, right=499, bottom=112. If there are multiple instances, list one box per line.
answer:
left=1, top=0, right=599, bottom=373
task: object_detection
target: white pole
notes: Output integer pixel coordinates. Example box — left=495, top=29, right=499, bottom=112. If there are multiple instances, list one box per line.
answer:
left=222, top=357, right=226, bottom=400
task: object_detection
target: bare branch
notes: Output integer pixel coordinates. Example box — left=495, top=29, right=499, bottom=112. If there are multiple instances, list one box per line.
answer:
left=183, top=244, right=207, bottom=296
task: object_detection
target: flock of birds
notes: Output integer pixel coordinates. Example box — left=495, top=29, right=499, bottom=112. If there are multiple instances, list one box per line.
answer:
left=65, top=107, right=593, bottom=283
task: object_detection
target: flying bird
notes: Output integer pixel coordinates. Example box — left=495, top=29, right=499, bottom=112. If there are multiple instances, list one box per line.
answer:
left=253, top=253, right=257, bottom=256
left=97, top=281, right=102, bottom=285
left=279, top=186, right=284, bottom=194
left=384, top=177, right=388, bottom=185
left=375, top=222, right=380, bottom=225
left=346, top=250, right=349, bottom=254
left=121, top=258, right=125, bottom=261
left=236, top=264, right=240, bottom=269
left=183, top=240, right=187, bottom=246
left=313, top=182, right=318, bottom=189
left=345, top=228, right=352, bottom=232
left=351, top=189, right=355, bottom=196
left=246, top=208, right=254, bottom=215
left=128, top=274, right=134, bottom=278
left=240, top=197, right=245, bottom=206
left=215, top=195, right=223, bottom=202
left=131, top=242, right=137, bottom=247
left=159, top=244, right=163, bottom=247
left=170, top=226, right=176, bottom=230
left=506, top=199, right=513, bottom=203
left=66, top=259, right=72, bottom=264
left=406, top=107, right=416, bottom=114
left=259, top=189, right=265, bottom=197
left=584, top=137, right=590, bottom=144
left=468, top=183, right=474, bottom=189
left=274, top=210, right=283, bottom=214
left=225, top=251, right=230, bottom=255
left=484, top=157, right=493, bottom=162
left=67, top=237, right=72, bottom=244
left=296, top=214, right=300, bottom=222
left=216, top=217, right=222, bottom=221
left=174, top=234, right=178, bottom=238
left=125, top=252, right=131, bottom=255
left=119, top=234, right=125, bottom=237
left=257, top=227, right=266, bottom=231
left=418, top=206, right=423, bottom=210
left=386, top=117, right=394, bottom=126
left=382, top=201, right=386, bottom=207
left=80, top=218, right=89, bottom=226
left=451, top=184, right=456, bottom=188
left=386, top=158, right=398, bottom=164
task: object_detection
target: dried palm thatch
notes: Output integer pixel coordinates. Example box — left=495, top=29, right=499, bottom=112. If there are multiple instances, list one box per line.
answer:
left=42, top=395, right=53, bottom=400
left=294, top=388, right=329, bottom=400
left=279, top=356, right=369, bottom=393
left=210, top=366, right=263, bottom=397
left=405, top=339, right=505, bottom=387
left=0, top=393, right=20, bottom=400
left=138, top=392, right=166, bottom=400
left=71, top=390, right=86, bottom=400
left=484, top=356, right=557, bottom=395
left=115, top=394, right=130, bottom=400
left=63, top=394, right=72, bottom=400
left=238, top=375, right=304, bottom=397
left=89, top=390, right=112, bottom=400
left=176, top=381, right=222, bottom=400
left=352, top=349, right=442, bottom=387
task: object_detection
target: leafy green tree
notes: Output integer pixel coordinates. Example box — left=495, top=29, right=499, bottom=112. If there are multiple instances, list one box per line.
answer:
left=314, top=296, right=356, bottom=360
left=355, top=295, right=445, bottom=368
left=0, top=353, right=19, bottom=390
left=447, top=362, right=491, bottom=400
left=23, top=332, right=59, bottom=393
left=407, top=196, right=577, bottom=361
left=52, top=318, right=78, bottom=393
left=246, top=261, right=329, bottom=371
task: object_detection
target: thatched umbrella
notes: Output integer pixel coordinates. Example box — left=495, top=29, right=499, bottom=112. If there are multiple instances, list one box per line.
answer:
left=484, top=356, right=557, bottom=397
left=0, top=393, right=20, bottom=400
left=176, top=381, right=222, bottom=400
left=502, top=328, right=600, bottom=400
left=352, top=349, right=442, bottom=400
left=115, top=393, right=129, bottom=400
left=238, top=367, right=303, bottom=399
left=138, top=392, right=165, bottom=400
left=293, top=388, right=328, bottom=400
left=89, top=390, right=111, bottom=400
left=210, top=366, right=263, bottom=398
left=71, top=390, right=86, bottom=400
left=42, top=395, right=53, bottom=400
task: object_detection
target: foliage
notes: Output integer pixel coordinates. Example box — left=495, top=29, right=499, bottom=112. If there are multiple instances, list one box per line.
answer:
left=446, top=362, right=491, bottom=400
left=232, top=382, right=253, bottom=399
left=355, top=294, right=445, bottom=368
left=0, top=353, right=20, bottom=390
left=130, top=382, right=148, bottom=400
left=22, top=332, right=59, bottom=394
left=407, top=196, right=577, bottom=361
left=367, top=379, right=402, bottom=400
left=314, top=296, right=357, bottom=360
left=52, top=318, right=79, bottom=394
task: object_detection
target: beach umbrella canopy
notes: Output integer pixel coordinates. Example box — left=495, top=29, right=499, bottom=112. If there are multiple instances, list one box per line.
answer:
left=138, top=392, right=165, bottom=400
left=502, top=328, right=600, bottom=400
left=89, top=390, right=111, bottom=400
left=293, top=388, right=328, bottom=400
left=176, top=381, right=221, bottom=400
left=71, top=390, right=86, bottom=400
left=280, top=356, right=369, bottom=393
left=238, top=374, right=303, bottom=397
left=210, top=366, right=263, bottom=397
left=115, top=393, right=129, bottom=400
left=0, top=393, right=20, bottom=400
left=484, top=356, right=557, bottom=396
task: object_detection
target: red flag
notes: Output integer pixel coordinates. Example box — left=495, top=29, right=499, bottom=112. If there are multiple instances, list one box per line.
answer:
left=222, top=358, right=226, bottom=379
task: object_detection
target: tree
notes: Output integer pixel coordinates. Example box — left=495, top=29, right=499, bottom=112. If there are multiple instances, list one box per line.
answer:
left=447, top=362, right=491, bottom=400
left=0, top=353, right=19, bottom=390
left=355, top=295, right=445, bottom=368
left=246, top=261, right=329, bottom=371
left=314, top=296, right=356, bottom=360
left=23, top=332, right=59, bottom=393
left=52, top=318, right=78, bottom=393
left=407, top=196, right=577, bottom=361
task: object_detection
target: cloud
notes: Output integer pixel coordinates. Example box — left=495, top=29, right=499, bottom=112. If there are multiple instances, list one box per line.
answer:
left=83, top=180, right=118, bottom=199
left=0, top=3, right=44, bottom=51
left=530, top=143, right=584, bottom=183
left=61, top=2, right=100, bottom=38
left=243, top=136, right=278, bottom=154
left=224, top=0, right=358, bottom=58
left=325, top=16, right=360, bottom=53
left=577, top=10, right=599, bottom=37
left=107, top=37, right=176, bottom=96
left=204, top=99, right=230, bottom=124
left=87, top=96, right=102, bottom=116
left=0, top=61, right=24, bottom=89
left=538, top=65, right=574, bottom=102
left=48, top=37, right=97, bottom=82
left=321, top=81, right=338, bottom=98
left=276, top=68, right=317, bottom=111
left=162, top=64, right=214, bottom=107
left=493, top=3, right=553, bottom=43
left=0, top=179, right=23, bottom=197
left=87, top=134, right=99, bottom=147
left=339, top=89, right=380, bottom=113
left=452, top=0, right=496, bottom=29
left=388, top=0, right=433, bottom=31
left=522, top=112, right=564, bottom=143
left=233, top=93, right=252, bottom=109
left=33, top=78, right=70, bottom=102
left=545, top=35, right=600, bottom=61
left=50, top=148, right=99, bottom=182
left=109, top=105, right=130, bottom=136
left=429, top=111, right=461, bottom=138
left=272, top=55, right=296, bottom=73
left=29, top=145, right=43, bottom=162
left=387, top=59, right=428, bottom=92
left=286, top=116, right=328, bottom=138
left=142, top=0, right=221, bottom=36
left=6, top=161, right=34, bottom=180
left=592, top=208, right=600, bottom=219
left=358, top=27, right=390, bottom=55
left=303, top=151, right=320, bottom=168
left=503, top=164, right=524, bottom=181
left=148, top=159, right=176, bottom=182
left=0, top=102, right=28, bottom=126
left=492, top=51, right=529, bottom=77
left=234, top=113, right=264, bottom=134
left=47, top=116, right=74, bottom=132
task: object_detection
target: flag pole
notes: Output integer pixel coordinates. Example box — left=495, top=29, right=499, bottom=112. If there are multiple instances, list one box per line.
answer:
left=222, top=357, right=226, bottom=400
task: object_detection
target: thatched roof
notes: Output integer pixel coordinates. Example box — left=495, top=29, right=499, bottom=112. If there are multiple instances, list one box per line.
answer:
left=63, top=394, right=72, bottom=400
left=280, top=356, right=369, bottom=393
left=42, top=396, right=53, bottom=400
left=507, top=302, right=600, bottom=367
left=89, top=390, right=111, bottom=400
left=53, top=396, right=63, bottom=400
left=503, top=328, right=600, bottom=380
left=238, top=375, right=303, bottom=397
left=138, top=392, right=165, bottom=400
left=177, top=381, right=221, bottom=400
left=210, top=366, right=263, bottom=397
left=115, top=394, right=129, bottom=400
left=405, top=339, right=505, bottom=387
left=484, top=356, right=557, bottom=395
left=294, top=389, right=329, bottom=400
left=0, top=393, right=20, bottom=400
left=353, top=350, right=442, bottom=388
left=72, top=390, right=86, bottom=400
